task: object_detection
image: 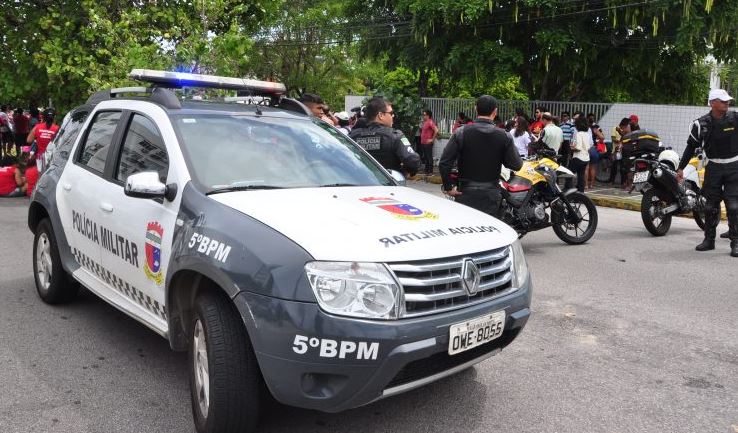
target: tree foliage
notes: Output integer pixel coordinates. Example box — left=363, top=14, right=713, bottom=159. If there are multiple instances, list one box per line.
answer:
left=349, top=0, right=738, bottom=103
left=2, top=0, right=738, bottom=110
left=1, top=0, right=276, bottom=111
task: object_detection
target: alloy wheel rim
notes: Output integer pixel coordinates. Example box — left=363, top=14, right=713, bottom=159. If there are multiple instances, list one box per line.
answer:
left=193, top=318, right=210, bottom=418
left=36, top=233, right=52, bottom=291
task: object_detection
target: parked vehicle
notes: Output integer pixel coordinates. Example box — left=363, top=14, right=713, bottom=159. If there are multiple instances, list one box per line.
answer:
left=499, top=149, right=598, bottom=244
left=633, top=148, right=706, bottom=236
left=28, top=69, right=532, bottom=433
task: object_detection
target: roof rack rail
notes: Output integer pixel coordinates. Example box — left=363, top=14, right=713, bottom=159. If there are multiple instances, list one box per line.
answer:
left=85, top=86, right=181, bottom=109
left=129, top=69, right=287, bottom=95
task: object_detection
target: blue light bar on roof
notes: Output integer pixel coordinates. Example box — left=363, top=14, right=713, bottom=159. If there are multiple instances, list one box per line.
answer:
left=129, top=69, right=286, bottom=95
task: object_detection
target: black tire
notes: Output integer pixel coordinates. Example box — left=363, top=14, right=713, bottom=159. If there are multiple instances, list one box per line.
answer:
left=693, top=210, right=706, bottom=230
left=686, top=184, right=706, bottom=230
left=190, top=291, right=262, bottom=433
left=640, top=189, right=672, bottom=236
left=551, top=192, right=598, bottom=244
left=33, top=218, right=79, bottom=304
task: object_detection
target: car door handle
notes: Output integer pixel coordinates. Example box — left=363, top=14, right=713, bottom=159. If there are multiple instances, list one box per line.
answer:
left=63, top=183, right=71, bottom=191
left=100, top=203, right=114, bottom=213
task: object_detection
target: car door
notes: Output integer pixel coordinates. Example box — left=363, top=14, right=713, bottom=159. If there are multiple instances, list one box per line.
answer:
left=97, top=110, right=177, bottom=331
left=56, top=110, right=123, bottom=291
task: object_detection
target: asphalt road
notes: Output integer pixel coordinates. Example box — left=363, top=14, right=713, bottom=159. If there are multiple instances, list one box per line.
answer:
left=1, top=184, right=736, bottom=433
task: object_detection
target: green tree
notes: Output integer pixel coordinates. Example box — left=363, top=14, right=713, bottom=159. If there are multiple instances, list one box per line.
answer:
left=0, top=0, right=275, bottom=111
left=348, top=0, right=738, bottom=104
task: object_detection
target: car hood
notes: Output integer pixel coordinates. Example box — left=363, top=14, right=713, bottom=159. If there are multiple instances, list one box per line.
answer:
left=209, top=186, right=517, bottom=262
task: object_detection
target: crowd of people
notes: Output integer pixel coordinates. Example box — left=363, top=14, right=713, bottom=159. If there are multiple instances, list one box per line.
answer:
left=499, top=107, right=641, bottom=193
left=0, top=104, right=58, bottom=198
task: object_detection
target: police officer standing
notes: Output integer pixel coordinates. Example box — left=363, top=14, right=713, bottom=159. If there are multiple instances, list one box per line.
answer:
left=678, top=89, right=738, bottom=257
left=349, top=97, right=420, bottom=176
left=439, top=95, right=523, bottom=215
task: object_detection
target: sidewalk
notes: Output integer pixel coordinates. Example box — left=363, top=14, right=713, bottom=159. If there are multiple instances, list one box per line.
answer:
left=411, top=174, right=727, bottom=220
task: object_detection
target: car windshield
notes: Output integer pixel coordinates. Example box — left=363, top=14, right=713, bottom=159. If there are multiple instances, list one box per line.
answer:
left=171, top=113, right=393, bottom=192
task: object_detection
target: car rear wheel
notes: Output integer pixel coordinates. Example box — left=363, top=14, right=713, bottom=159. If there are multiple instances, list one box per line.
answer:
left=33, top=218, right=79, bottom=304
left=190, top=291, right=262, bottom=433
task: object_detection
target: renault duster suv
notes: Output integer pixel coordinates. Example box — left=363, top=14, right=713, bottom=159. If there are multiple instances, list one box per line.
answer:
left=29, top=69, right=532, bottom=433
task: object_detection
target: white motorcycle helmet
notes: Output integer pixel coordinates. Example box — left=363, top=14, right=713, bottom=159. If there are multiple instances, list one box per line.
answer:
left=658, top=149, right=680, bottom=170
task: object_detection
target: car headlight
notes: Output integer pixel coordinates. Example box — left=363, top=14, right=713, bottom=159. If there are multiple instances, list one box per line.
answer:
left=510, top=240, right=529, bottom=288
left=305, top=262, right=403, bottom=319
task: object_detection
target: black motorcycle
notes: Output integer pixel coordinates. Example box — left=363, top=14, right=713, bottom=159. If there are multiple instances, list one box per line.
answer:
left=632, top=151, right=706, bottom=236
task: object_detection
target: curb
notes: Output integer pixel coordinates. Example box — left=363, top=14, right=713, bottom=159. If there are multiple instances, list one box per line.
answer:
left=411, top=174, right=728, bottom=220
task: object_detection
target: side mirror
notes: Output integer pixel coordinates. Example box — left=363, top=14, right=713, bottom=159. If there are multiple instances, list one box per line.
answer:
left=125, top=171, right=177, bottom=201
left=389, top=169, right=406, bottom=186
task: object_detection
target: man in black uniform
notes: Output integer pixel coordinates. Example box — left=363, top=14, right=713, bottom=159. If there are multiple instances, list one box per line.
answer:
left=349, top=97, right=420, bottom=176
left=439, top=95, right=523, bottom=216
left=677, top=89, right=738, bottom=257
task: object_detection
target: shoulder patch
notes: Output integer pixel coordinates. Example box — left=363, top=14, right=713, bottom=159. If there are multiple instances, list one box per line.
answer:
left=400, top=136, right=412, bottom=147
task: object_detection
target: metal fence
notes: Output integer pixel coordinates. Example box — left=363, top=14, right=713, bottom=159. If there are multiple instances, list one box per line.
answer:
left=420, top=97, right=613, bottom=134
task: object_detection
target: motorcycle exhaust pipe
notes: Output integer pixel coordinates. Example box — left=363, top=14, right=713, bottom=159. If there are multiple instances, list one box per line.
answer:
left=650, top=166, right=679, bottom=201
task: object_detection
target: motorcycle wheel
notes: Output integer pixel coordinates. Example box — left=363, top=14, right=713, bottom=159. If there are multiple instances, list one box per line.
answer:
left=693, top=210, right=706, bottom=230
left=640, top=189, right=672, bottom=236
left=687, top=185, right=706, bottom=230
left=551, top=192, right=598, bottom=244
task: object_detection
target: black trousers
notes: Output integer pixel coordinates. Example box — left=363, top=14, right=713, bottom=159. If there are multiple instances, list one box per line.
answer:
left=421, top=143, right=434, bottom=174
left=456, top=187, right=502, bottom=217
left=564, top=158, right=588, bottom=192
left=702, top=161, right=738, bottom=241
left=609, top=158, right=626, bottom=184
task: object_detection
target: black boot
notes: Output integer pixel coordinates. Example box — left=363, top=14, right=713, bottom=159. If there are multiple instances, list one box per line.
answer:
left=697, top=204, right=720, bottom=251
left=728, top=206, right=738, bottom=257
left=696, top=238, right=715, bottom=251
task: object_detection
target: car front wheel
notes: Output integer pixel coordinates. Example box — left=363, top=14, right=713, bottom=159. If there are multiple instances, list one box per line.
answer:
left=33, top=218, right=79, bottom=304
left=190, top=291, right=262, bottom=433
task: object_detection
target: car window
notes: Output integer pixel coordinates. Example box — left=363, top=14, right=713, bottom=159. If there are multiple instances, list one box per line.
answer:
left=116, top=114, right=169, bottom=183
left=78, top=111, right=122, bottom=173
left=53, top=108, right=90, bottom=163
left=171, top=114, right=392, bottom=191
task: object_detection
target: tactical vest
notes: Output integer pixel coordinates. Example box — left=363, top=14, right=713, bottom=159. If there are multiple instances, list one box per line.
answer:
left=699, top=111, right=738, bottom=160
left=350, top=124, right=402, bottom=171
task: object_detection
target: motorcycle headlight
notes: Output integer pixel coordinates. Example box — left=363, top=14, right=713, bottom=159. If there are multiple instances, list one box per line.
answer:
left=510, top=240, right=530, bottom=288
left=305, top=262, right=403, bottom=319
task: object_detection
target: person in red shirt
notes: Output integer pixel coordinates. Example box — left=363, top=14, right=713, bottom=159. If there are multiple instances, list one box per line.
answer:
left=451, top=112, right=472, bottom=133
left=0, top=162, right=26, bottom=197
left=24, top=155, right=39, bottom=197
left=420, top=109, right=439, bottom=174
left=12, top=108, right=29, bottom=157
left=529, top=106, right=545, bottom=139
left=27, top=108, right=59, bottom=171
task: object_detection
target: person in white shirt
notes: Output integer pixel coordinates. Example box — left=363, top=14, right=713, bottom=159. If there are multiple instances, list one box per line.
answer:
left=511, top=116, right=534, bottom=157
left=564, top=116, right=592, bottom=192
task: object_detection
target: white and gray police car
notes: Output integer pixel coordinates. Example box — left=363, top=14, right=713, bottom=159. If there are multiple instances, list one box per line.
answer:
left=29, top=70, right=532, bottom=433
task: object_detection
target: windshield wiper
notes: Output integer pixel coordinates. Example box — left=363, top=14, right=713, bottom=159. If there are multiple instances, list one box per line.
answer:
left=318, top=183, right=359, bottom=187
left=206, top=185, right=284, bottom=195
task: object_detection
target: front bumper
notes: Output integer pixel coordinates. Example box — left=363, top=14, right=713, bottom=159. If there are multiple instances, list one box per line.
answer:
left=233, top=276, right=532, bottom=413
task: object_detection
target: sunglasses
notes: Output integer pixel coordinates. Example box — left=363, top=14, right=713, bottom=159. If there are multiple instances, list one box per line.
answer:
left=381, top=111, right=395, bottom=117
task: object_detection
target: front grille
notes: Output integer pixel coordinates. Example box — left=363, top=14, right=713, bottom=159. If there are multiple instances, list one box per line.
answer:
left=388, top=247, right=515, bottom=318
left=383, top=328, right=520, bottom=390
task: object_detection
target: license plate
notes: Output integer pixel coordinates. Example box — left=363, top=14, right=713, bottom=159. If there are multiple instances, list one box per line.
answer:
left=633, top=171, right=649, bottom=183
left=448, top=310, right=506, bottom=355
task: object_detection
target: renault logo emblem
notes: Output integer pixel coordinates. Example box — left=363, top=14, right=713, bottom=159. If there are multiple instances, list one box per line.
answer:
left=461, top=258, right=481, bottom=295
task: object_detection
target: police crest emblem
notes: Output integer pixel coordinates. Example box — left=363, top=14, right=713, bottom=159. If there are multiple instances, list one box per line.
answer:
left=144, top=222, right=164, bottom=285
left=360, top=197, right=438, bottom=220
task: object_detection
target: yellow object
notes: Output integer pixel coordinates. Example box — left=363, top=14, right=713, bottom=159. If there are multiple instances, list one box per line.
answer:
left=511, top=156, right=561, bottom=185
